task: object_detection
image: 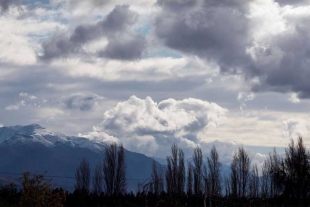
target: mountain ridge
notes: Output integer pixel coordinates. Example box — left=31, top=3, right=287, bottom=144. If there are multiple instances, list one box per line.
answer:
left=0, top=124, right=161, bottom=192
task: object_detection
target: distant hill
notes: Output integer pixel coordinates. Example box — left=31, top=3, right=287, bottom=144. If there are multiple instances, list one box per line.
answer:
left=0, top=124, right=161, bottom=192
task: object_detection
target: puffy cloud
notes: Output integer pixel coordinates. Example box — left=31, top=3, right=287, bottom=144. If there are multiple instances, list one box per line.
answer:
left=154, top=0, right=310, bottom=100
left=82, top=95, right=228, bottom=157
left=5, top=104, right=20, bottom=111
left=154, top=0, right=252, bottom=74
left=288, top=93, right=300, bottom=103
left=40, top=5, right=146, bottom=61
left=60, top=93, right=104, bottom=111
left=282, top=118, right=310, bottom=140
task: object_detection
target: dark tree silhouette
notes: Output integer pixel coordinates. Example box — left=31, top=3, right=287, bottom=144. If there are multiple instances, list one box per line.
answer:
left=103, top=143, right=127, bottom=195
left=165, top=143, right=185, bottom=195
left=193, top=146, right=203, bottom=195
left=248, top=164, right=259, bottom=198
left=75, top=158, right=91, bottom=194
left=93, top=163, right=103, bottom=196
left=187, top=162, right=193, bottom=195
left=151, top=159, right=164, bottom=195
left=283, top=137, right=310, bottom=199
left=207, top=146, right=221, bottom=196
left=230, top=147, right=251, bottom=198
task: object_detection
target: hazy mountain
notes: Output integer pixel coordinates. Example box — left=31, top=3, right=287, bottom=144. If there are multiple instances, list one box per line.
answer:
left=0, top=124, right=160, bottom=192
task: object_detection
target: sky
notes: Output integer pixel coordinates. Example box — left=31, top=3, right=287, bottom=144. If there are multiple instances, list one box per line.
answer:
left=1, top=0, right=310, bottom=165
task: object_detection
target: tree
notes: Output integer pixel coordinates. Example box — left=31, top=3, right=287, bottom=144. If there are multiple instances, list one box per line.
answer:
left=93, top=163, right=103, bottom=196
left=19, top=172, right=66, bottom=207
left=283, top=137, right=310, bottom=199
left=187, top=162, right=193, bottom=195
left=193, top=146, right=203, bottom=195
left=230, top=147, right=251, bottom=198
left=151, top=159, right=164, bottom=195
left=248, top=164, right=259, bottom=198
left=261, top=160, right=271, bottom=198
left=103, top=143, right=127, bottom=195
left=265, top=148, right=284, bottom=197
left=207, top=146, right=222, bottom=196
left=165, top=144, right=185, bottom=195
left=75, top=158, right=91, bottom=194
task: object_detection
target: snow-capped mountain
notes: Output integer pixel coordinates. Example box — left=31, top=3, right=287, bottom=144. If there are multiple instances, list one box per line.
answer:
left=0, top=124, right=160, bottom=192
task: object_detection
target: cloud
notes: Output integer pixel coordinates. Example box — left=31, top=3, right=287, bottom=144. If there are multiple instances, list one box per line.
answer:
left=60, top=93, right=104, bottom=111
left=40, top=5, right=146, bottom=61
left=81, top=95, right=228, bottom=157
left=282, top=118, right=310, bottom=140
left=154, top=0, right=252, bottom=74
left=238, top=92, right=256, bottom=102
left=5, top=104, right=20, bottom=111
left=154, top=0, right=310, bottom=100
left=288, top=93, right=300, bottom=103
left=5, top=92, right=45, bottom=110
left=0, top=0, right=20, bottom=12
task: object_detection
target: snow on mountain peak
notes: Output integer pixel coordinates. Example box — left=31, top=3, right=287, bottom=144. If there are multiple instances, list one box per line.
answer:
left=0, top=124, right=106, bottom=152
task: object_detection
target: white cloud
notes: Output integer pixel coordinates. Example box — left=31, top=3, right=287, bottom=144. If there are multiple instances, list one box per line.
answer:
left=5, top=104, right=20, bottom=111
left=238, top=92, right=256, bottom=102
left=282, top=118, right=310, bottom=140
left=288, top=93, right=300, bottom=103
left=80, top=95, right=228, bottom=157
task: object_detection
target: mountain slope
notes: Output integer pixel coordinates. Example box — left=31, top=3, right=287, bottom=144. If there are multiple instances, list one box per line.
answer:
left=0, top=124, right=159, bottom=192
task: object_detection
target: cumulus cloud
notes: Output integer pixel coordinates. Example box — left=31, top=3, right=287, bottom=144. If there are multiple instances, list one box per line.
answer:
left=288, top=93, right=300, bottom=103
left=154, top=0, right=310, bottom=100
left=40, top=5, right=146, bottom=61
left=60, top=93, right=104, bottom=111
left=81, top=95, right=228, bottom=157
left=282, top=118, right=310, bottom=140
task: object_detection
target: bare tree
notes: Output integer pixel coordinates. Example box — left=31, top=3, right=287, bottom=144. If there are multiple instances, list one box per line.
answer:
left=248, top=164, right=259, bottom=198
left=261, top=160, right=271, bottom=198
left=75, top=158, right=91, bottom=194
left=283, top=137, right=310, bottom=199
left=207, top=146, right=222, bottom=196
left=151, top=159, right=164, bottom=195
left=230, top=155, right=238, bottom=197
left=103, top=143, right=127, bottom=195
left=230, top=147, right=251, bottom=198
left=165, top=144, right=185, bottom=195
left=187, top=162, right=193, bottom=195
left=266, top=148, right=284, bottom=197
left=178, top=149, right=185, bottom=195
left=193, top=146, right=203, bottom=195
left=224, top=176, right=231, bottom=196
left=93, top=163, right=103, bottom=196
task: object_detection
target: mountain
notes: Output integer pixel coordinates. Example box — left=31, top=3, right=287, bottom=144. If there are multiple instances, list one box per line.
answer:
left=0, top=124, right=160, bottom=192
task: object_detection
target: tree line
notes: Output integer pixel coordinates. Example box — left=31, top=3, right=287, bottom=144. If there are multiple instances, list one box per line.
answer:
left=1, top=137, right=310, bottom=206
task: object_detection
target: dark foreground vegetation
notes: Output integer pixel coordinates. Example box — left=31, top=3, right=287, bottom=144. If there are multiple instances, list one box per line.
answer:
left=1, top=137, right=310, bottom=206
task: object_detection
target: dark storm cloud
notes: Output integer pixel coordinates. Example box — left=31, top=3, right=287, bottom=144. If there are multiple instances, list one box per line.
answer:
left=0, top=0, right=19, bottom=12
left=154, top=0, right=310, bottom=99
left=40, top=5, right=146, bottom=61
left=154, top=0, right=253, bottom=74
